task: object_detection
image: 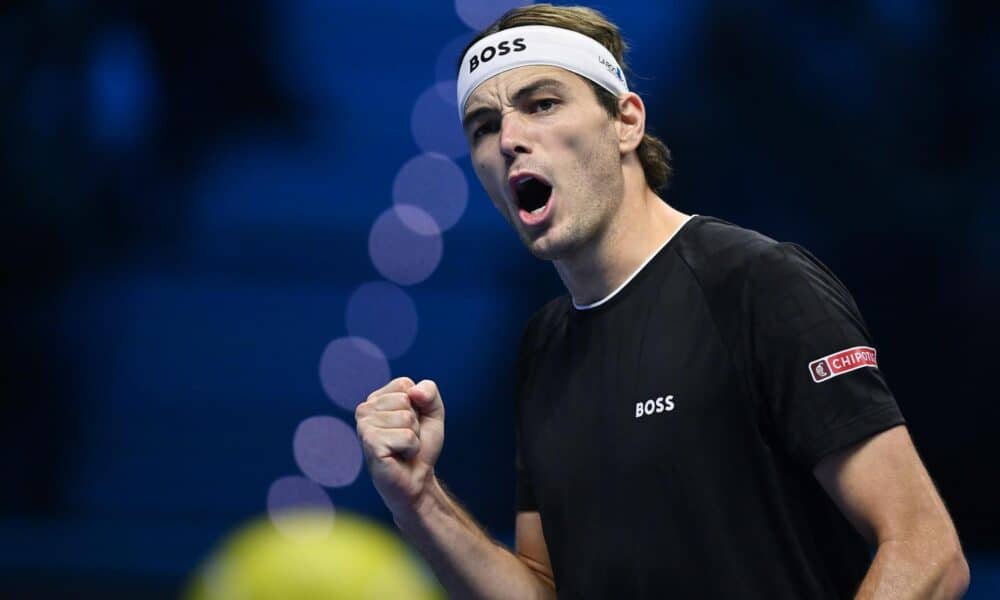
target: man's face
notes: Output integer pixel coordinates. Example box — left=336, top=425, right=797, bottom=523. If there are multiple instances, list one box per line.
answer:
left=461, top=66, right=625, bottom=261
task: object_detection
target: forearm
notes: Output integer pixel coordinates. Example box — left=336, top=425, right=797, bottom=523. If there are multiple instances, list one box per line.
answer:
left=854, top=539, right=969, bottom=599
left=393, top=476, right=556, bottom=600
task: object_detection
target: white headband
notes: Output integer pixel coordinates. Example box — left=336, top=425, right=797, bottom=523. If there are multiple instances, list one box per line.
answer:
left=456, top=25, right=629, bottom=116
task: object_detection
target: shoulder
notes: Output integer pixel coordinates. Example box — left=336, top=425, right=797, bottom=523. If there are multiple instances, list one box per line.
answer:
left=748, top=241, right=849, bottom=298
left=673, top=217, right=861, bottom=353
left=677, top=216, right=843, bottom=299
left=675, top=216, right=777, bottom=280
left=673, top=216, right=785, bottom=301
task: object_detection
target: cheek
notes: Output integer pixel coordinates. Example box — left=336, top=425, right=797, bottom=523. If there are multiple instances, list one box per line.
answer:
left=560, top=129, right=584, bottom=153
left=558, top=120, right=615, bottom=165
left=472, top=159, right=496, bottom=192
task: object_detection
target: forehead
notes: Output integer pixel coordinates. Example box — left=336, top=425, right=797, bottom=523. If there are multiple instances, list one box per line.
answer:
left=463, top=65, right=588, bottom=112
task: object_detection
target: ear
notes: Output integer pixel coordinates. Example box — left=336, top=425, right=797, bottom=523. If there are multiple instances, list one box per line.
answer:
left=615, top=92, right=646, bottom=154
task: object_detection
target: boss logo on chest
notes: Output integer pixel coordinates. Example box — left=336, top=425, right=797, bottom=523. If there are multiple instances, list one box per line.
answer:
left=635, top=395, right=675, bottom=419
left=468, top=37, right=527, bottom=73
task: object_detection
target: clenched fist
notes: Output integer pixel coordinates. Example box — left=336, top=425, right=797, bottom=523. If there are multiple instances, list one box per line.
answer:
left=355, top=377, right=445, bottom=518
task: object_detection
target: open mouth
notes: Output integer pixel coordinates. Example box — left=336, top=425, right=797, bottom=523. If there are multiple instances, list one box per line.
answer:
left=512, top=174, right=553, bottom=215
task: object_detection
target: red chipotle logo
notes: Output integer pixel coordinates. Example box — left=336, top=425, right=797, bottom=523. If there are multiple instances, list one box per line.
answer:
left=809, top=346, right=878, bottom=383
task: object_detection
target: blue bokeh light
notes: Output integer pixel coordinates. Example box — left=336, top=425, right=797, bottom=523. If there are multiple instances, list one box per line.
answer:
left=346, top=281, right=419, bottom=359
left=293, top=416, right=364, bottom=488
left=454, top=0, right=531, bottom=30
left=411, top=81, right=468, bottom=158
left=88, top=25, right=159, bottom=150
left=319, top=336, right=391, bottom=412
left=368, top=205, right=443, bottom=286
left=435, top=32, right=476, bottom=93
left=393, top=152, right=468, bottom=231
left=266, top=475, right=335, bottom=540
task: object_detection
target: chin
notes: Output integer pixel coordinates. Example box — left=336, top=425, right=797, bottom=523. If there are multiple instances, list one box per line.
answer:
left=522, top=230, right=577, bottom=262
left=526, top=244, right=560, bottom=261
left=519, top=232, right=555, bottom=260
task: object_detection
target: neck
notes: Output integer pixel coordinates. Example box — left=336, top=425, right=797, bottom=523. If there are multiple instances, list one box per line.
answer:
left=553, top=173, right=689, bottom=307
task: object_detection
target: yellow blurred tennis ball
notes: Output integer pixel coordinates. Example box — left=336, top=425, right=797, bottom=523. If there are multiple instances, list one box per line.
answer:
left=185, top=510, right=444, bottom=600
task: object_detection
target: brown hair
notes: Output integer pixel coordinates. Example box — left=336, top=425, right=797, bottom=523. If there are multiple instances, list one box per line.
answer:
left=458, top=4, right=673, bottom=191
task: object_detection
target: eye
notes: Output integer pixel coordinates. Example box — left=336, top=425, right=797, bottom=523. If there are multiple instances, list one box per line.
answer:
left=533, top=98, right=558, bottom=113
left=472, top=119, right=499, bottom=141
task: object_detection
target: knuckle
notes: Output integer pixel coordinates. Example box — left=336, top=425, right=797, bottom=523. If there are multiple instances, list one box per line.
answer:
left=374, top=393, right=398, bottom=409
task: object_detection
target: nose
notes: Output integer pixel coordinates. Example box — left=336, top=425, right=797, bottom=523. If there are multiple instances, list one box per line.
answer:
left=499, top=113, right=530, bottom=161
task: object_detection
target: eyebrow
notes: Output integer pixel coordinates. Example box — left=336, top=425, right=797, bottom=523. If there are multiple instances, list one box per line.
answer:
left=462, top=78, right=570, bottom=132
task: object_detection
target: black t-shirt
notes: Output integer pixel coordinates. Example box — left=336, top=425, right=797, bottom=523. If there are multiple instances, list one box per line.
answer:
left=514, top=215, right=905, bottom=599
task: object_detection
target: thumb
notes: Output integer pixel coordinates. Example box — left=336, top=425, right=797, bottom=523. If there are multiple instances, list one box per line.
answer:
left=407, top=379, right=444, bottom=420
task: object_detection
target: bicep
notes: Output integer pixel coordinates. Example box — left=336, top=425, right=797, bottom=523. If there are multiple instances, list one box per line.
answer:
left=812, top=425, right=957, bottom=547
left=515, top=511, right=555, bottom=589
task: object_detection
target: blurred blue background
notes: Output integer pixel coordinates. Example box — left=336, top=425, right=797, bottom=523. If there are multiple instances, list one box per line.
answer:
left=2, top=0, right=998, bottom=597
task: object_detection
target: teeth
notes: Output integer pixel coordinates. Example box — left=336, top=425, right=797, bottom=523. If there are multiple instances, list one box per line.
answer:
left=530, top=205, right=545, bottom=215
left=516, top=176, right=535, bottom=189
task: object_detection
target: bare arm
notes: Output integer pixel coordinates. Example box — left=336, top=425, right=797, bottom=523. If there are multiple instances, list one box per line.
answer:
left=813, top=425, right=970, bottom=599
left=514, top=511, right=556, bottom=590
left=356, top=377, right=556, bottom=600
left=394, top=480, right=556, bottom=600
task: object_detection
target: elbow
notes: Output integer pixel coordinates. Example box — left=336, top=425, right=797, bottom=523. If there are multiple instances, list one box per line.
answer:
left=877, top=534, right=970, bottom=599
left=514, top=554, right=556, bottom=598
left=937, top=547, right=970, bottom=599
left=526, top=566, right=556, bottom=595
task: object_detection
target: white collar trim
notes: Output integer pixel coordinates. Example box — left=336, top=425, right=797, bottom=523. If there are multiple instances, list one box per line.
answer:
left=573, top=214, right=697, bottom=311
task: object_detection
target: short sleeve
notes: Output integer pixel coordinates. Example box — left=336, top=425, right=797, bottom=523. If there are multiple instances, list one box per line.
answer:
left=749, top=243, right=905, bottom=467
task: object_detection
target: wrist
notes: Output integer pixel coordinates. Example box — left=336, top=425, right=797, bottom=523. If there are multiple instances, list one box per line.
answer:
left=392, top=471, right=445, bottom=531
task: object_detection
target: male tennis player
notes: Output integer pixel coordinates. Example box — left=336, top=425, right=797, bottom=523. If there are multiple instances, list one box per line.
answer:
left=355, top=5, right=969, bottom=598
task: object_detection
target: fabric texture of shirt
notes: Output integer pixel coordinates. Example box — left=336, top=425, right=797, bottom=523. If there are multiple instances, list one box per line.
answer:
left=514, top=215, right=905, bottom=599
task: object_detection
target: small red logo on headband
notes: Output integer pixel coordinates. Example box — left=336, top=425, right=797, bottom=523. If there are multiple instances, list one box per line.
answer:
left=809, top=346, right=878, bottom=383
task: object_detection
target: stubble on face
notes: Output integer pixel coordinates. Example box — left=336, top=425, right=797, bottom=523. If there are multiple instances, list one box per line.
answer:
left=466, top=67, right=626, bottom=263
left=524, top=122, right=623, bottom=262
